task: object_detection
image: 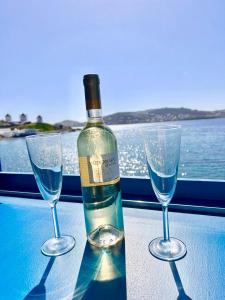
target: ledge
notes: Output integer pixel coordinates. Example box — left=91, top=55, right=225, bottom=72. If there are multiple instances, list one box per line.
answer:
left=0, top=173, right=225, bottom=215
left=0, top=196, right=224, bottom=299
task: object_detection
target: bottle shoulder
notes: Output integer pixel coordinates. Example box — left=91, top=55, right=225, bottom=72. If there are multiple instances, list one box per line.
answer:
left=77, top=123, right=117, bottom=156
left=78, top=123, right=115, bottom=140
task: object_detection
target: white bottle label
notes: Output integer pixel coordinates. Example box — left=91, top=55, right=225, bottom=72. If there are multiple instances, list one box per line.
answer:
left=79, top=152, right=120, bottom=186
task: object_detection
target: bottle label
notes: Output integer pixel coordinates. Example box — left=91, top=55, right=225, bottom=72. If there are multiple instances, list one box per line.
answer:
left=79, top=153, right=120, bottom=186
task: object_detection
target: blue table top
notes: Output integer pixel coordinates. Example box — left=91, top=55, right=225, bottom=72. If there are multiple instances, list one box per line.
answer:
left=0, top=196, right=224, bottom=300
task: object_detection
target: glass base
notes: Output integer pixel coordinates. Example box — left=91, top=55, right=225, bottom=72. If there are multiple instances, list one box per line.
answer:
left=149, top=237, right=187, bottom=261
left=88, top=224, right=124, bottom=248
left=41, top=235, right=76, bottom=257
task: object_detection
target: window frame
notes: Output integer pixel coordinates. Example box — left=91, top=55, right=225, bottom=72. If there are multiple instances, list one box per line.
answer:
left=0, top=172, right=224, bottom=216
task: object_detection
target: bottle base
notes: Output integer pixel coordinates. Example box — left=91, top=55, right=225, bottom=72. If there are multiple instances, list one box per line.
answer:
left=87, top=224, right=124, bottom=248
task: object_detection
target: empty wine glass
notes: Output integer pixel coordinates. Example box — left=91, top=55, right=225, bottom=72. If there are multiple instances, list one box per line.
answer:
left=26, top=133, right=75, bottom=256
left=144, top=125, right=186, bottom=261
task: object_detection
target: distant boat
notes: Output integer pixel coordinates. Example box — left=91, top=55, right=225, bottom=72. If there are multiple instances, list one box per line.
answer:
left=12, top=128, right=37, bottom=138
left=0, top=128, right=13, bottom=138
left=71, top=127, right=82, bottom=131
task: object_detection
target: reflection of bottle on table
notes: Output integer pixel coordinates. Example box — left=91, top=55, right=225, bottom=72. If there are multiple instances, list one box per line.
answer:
left=74, top=240, right=127, bottom=300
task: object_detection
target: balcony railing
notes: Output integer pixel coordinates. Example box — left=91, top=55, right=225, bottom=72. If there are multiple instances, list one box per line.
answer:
left=0, top=172, right=224, bottom=216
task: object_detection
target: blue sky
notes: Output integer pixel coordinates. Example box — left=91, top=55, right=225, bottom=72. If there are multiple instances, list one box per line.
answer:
left=1, top=0, right=225, bottom=123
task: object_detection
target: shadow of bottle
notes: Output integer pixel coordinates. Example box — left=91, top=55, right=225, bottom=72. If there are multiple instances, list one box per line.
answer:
left=24, top=257, right=55, bottom=300
left=73, top=239, right=127, bottom=300
left=169, top=262, right=192, bottom=300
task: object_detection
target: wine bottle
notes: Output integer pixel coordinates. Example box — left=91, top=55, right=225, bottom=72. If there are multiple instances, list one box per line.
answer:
left=77, top=74, right=124, bottom=248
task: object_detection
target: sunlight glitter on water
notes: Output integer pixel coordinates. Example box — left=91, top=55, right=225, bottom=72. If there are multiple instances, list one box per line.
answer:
left=0, top=119, right=225, bottom=180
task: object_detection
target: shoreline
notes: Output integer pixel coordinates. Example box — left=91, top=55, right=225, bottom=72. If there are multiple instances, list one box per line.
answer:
left=0, top=116, right=225, bottom=139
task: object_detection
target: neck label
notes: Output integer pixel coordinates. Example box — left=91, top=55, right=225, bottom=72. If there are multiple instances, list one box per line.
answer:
left=87, top=109, right=102, bottom=118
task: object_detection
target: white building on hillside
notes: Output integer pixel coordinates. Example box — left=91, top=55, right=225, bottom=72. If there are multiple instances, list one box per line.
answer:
left=5, top=114, right=12, bottom=123
left=20, top=113, right=27, bottom=124
left=36, top=115, right=43, bottom=123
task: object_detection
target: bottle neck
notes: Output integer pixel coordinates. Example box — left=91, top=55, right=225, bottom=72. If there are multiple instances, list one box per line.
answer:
left=87, top=109, right=103, bottom=123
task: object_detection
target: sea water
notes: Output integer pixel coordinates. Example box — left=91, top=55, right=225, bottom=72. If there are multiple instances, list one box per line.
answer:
left=0, top=118, right=225, bottom=180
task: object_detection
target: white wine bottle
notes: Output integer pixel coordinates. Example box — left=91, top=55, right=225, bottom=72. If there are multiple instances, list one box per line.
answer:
left=77, top=74, right=124, bottom=248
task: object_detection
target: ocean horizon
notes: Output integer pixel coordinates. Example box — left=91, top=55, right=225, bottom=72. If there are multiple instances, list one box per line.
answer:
left=0, top=118, right=225, bottom=180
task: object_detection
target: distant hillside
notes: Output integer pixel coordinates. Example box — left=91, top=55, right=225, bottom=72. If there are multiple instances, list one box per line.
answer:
left=17, top=123, right=55, bottom=131
left=56, top=108, right=225, bottom=126
left=103, top=107, right=225, bottom=125
left=55, top=120, right=83, bottom=128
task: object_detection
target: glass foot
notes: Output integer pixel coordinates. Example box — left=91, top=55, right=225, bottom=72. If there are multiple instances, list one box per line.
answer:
left=88, top=225, right=124, bottom=248
left=149, top=237, right=187, bottom=261
left=41, top=235, right=76, bottom=257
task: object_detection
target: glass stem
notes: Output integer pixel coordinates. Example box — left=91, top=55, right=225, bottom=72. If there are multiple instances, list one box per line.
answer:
left=51, top=204, right=61, bottom=239
left=162, top=205, right=170, bottom=241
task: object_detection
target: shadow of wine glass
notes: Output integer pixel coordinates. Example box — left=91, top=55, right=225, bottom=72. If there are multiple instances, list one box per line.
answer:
left=73, top=239, right=127, bottom=300
left=169, top=262, right=192, bottom=300
left=23, top=257, right=55, bottom=300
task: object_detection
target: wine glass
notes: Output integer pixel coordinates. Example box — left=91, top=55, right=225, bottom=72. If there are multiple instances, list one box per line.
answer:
left=144, top=125, right=186, bottom=261
left=26, top=133, right=75, bottom=256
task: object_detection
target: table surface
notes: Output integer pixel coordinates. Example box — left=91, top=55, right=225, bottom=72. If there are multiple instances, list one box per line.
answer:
left=0, top=196, right=224, bottom=300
